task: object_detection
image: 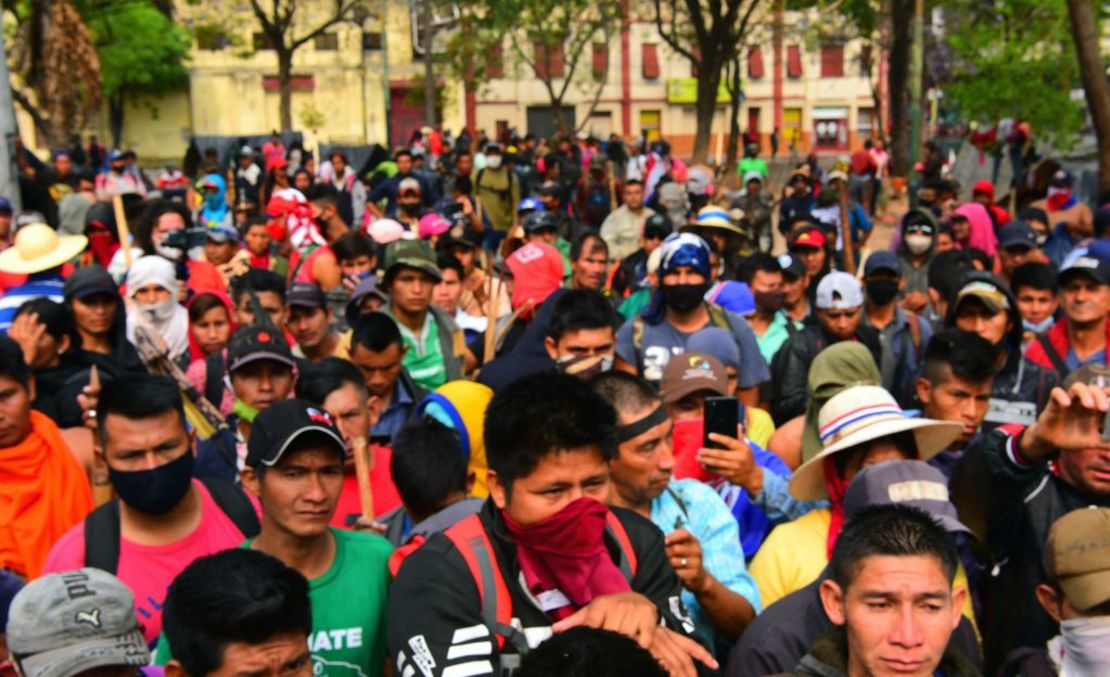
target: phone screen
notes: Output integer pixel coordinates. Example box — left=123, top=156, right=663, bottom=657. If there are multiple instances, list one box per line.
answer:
left=703, top=396, right=739, bottom=449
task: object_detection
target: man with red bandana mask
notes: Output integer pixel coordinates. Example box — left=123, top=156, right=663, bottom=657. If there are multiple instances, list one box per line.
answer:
left=388, top=372, right=717, bottom=677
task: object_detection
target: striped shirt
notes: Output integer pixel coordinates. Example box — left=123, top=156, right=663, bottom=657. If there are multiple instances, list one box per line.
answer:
left=0, top=273, right=65, bottom=334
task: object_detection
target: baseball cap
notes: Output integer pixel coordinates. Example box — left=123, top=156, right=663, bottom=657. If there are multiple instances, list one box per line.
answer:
left=107, top=149, right=125, bottom=163
left=226, top=325, right=296, bottom=374
left=742, top=171, right=764, bottom=186
left=205, top=223, right=239, bottom=244
left=399, top=177, right=422, bottom=195
left=1050, top=169, right=1073, bottom=188
left=790, top=227, right=827, bottom=250
left=660, top=352, right=729, bottom=404
left=815, top=271, right=864, bottom=310
left=686, top=327, right=741, bottom=371
left=518, top=196, right=545, bottom=214
left=863, top=251, right=901, bottom=277
left=843, top=460, right=972, bottom=536
left=643, top=213, right=672, bottom=240
left=384, top=238, right=442, bottom=282
left=1059, top=250, right=1110, bottom=287
left=997, top=220, right=1037, bottom=251
left=0, top=196, right=11, bottom=214
left=538, top=181, right=560, bottom=197
left=7, top=568, right=150, bottom=677
left=239, top=144, right=254, bottom=157
left=777, top=253, right=806, bottom=280
left=523, top=211, right=558, bottom=235
left=1044, top=507, right=1110, bottom=611
left=954, top=279, right=1009, bottom=314
left=245, top=398, right=346, bottom=469
left=287, top=281, right=327, bottom=309
left=63, top=266, right=117, bottom=301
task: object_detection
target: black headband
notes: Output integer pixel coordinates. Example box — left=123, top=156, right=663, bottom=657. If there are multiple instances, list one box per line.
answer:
left=616, top=405, right=669, bottom=443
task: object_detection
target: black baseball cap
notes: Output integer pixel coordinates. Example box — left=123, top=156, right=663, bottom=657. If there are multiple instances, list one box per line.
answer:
left=64, top=266, right=117, bottom=300
left=226, top=325, right=296, bottom=373
left=997, top=220, right=1037, bottom=251
left=643, top=213, right=672, bottom=239
left=1059, top=249, right=1110, bottom=287
left=245, top=399, right=346, bottom=468
left=863, top=251, right=901, bottom=277
left=286, top=281, right=327, bottom=309
left=777, top=253, right=806, bottom=280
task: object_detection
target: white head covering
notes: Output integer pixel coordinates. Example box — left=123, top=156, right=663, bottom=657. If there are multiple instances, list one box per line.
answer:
left=125, top=256, right=189, bottom=360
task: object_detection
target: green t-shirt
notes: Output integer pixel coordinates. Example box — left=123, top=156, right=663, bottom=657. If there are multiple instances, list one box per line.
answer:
left=737, top=156, right=769, bottom=180
left=154, top=529, right=394, bottom=676
left=398, top=314, right=448, bottom=390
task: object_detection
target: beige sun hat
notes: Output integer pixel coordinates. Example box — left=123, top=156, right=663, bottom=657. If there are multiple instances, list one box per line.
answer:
left=0, top=223, right=88, bottom=274
left=789, top=385, right=963, bottom=501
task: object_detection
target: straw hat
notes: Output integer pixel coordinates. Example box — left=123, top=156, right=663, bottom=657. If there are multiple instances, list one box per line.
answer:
left=789, top=385, right=962, bottom=500
left=0, top=223, right=87, bottom=274
left=682, top=206, right=744, bottom=237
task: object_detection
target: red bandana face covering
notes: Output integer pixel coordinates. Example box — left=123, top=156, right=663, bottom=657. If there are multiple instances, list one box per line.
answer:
left=501, top=497, right=631, bottom=619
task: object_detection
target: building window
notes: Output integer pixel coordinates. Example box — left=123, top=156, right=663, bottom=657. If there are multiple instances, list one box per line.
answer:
left=252, top=32, right=274, bottom=51
left=642, top=43, right=659, bottom=80
left=858, top=107, right=875, bottom=135
left=314, top=32, right=339, bottom=51
left=362, top=32, right=382, bottom=50
left=534, top=41, right=565, bottom=79
left=820, top=43, right=844, bottom=78
left=748, top=46, right=764, bottom=79
left=859, top=44, right=873, bottom=77
left=640, top=109, right=661, bottom=142
left=786, top=45, right=802, bottom=79
left=487, top=44, right=504, bottom=79
left=592, top=42, right=608, bottom=81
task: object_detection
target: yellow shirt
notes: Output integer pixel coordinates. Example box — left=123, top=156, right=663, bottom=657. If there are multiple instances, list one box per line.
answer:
left=749, top=507, right=978, bottom=627
left=745, top=406, right=775, bottom=449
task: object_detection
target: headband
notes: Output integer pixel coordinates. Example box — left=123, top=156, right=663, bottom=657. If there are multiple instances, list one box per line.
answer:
left=616, top=404, right=669, bottom=443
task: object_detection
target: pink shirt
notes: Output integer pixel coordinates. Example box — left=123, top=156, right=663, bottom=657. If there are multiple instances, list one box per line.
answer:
left=43, top=480, right=259, bottom=645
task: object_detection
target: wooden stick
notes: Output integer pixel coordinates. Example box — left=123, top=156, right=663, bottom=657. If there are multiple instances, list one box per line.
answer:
left=483, top=256, right=498, bottom=365
left=88, top=366, right=113, bottom=506
left=112, top=195, right=132, bottom=269
left=839, top=181, right=856, bottom=275
left=351, top=436, right=374, bottom=520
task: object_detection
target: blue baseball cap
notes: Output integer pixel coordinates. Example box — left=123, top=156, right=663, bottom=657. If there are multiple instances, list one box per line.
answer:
left=0, top=197, right=11, bottom=214
left=864, top=251, right=901, bottom=277
left=517, top=196, right=545, bottom=214
left=205, top=223, right=239, bottom=244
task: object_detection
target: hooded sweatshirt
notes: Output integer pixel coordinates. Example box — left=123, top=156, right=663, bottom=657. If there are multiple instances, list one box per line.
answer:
left=953, top=202, right=997, bottom=257
left=125, top=256, right=190, bottom=363
left=198, top=174, right=231, bottom=230
left=895, top=208, right=940, bottom=297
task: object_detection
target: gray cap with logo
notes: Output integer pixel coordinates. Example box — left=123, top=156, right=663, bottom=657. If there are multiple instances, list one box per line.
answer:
left=7, top=568, right=151, bottom=677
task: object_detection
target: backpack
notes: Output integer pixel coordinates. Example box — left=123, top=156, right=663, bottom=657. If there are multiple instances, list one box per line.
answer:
left=475, top=168, right=517, bottom=208
left=441, top=512, right=638, bottom=654
left=203, top=351, right=226, bottom=408
left=583, top=181, right=613, bottom=226
left=83, top=478, right=260, bottom=574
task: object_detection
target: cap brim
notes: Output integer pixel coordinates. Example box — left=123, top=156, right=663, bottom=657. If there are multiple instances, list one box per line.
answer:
left=955, top=292, right=1003, bottom=314
left=789, top=418, right=963, bottom=500
left=662, top=380, right=728, bottom=404
left=261, top=426, right=347, bottom=468
left=387, top=259, right=443, bottom=282
left=1060, top=569, right=1110, bottom=611
left=17, top=629, right=149, bottom=677
left=1059, top=267, right=1110, bottom=287
left=0, top=235, right=88, bottom=274
left=228, top=352, right=296, bottom=373
left=68, top=283, right=118, bottom=300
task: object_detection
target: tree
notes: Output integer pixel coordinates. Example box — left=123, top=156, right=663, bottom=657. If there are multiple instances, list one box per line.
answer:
left=5, top=0, right=101, bottom=146
left=246, top=0, right=364, bottom=131
left=653, top=0, right=763, bottom=162
left=86, top=2, right=191, bottom=148
left=458, top=0, right=621, bottom=136
left=1065, top=0, right=1110, bottom=196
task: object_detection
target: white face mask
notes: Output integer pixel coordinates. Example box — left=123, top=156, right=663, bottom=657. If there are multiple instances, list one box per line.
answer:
left=155, top=243, right=182, bottom=260
left=1060, top=616, right=1110, bottom=675
left=1023, top=317, right=1055, bottom=334
left=140, top=297, right=178, bottom=324
left=486, top=155, right=503, bottom=170
left=1035, top=234, right=1048, bottom=246
left=904, top=233, right=932, bottom=255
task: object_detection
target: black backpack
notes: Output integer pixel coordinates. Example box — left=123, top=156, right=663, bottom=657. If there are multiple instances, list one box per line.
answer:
left=83, top=478, right=260, bottom=574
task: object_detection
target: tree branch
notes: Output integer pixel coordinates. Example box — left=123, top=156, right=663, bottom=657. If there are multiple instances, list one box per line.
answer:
left=289, top=0, right=363, bottom=51
left=11, top=86, right=52, bottom=141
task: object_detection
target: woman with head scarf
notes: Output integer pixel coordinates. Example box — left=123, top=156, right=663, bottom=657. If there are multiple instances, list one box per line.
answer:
left=184, top=291, right=238, bottom=416
left=125, top=255, right=190, bottom=367
left=198, top=173, right=232, bottom=229
left=951, top=202, right=997, bottom=257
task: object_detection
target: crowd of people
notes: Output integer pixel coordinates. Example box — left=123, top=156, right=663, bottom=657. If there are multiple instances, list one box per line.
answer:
left=0, top=125, right=1109, bottom=677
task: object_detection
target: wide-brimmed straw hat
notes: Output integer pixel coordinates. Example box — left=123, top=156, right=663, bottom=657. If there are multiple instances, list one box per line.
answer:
left=0, top=223, right=87, bottom=274
left=789, top=385, right=962, bottom=500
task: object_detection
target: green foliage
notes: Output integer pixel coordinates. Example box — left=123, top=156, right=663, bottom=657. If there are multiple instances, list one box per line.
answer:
left=942, top=0, right=1082, bottom=144
left=84, top=1, right=191, bottom=100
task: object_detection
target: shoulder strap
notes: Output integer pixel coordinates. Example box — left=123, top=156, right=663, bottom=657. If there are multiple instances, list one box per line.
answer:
left=1036, top=333, right=1069, bottom=377
left=204, top=352, right=225, bottom=407
left=706, top=303, right=731, bottom=330
left=475, top=168, right=486, bottom=192
left=663, top=486, right=690, bottom=522
left=199, top=479, right=261, bottom=537
left=632, top=315, right=645, bottom=355
left=289, top=243, right=320, bottom=281
left=84, top=500, right=122, bottom=574
left=906, top=312, right=923, bottom=359
left=603, top=512, right=639, bottom=580
left=444, top=514, right=522, bottom=652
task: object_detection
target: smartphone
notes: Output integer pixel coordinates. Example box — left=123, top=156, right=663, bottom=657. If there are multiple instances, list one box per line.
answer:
left=703, top=396, right=739, bottom=450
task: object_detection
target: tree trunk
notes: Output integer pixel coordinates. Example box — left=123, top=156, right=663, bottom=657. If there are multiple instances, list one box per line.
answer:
left=725, top=58, right=742, bottom=172
left=108, top=92, right=125, bottom=149
left=277, top=48, right=294, bottom=132
left=1066, top=0, right=1110, bottom=197
left=422, top=0, right=437, bottom=127
left=888, top=0, right=912, bottom=177
left=693, top=59, right=722, bottom=163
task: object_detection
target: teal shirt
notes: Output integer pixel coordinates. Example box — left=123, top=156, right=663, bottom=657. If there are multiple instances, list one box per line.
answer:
left=753, top=311, right=798, bottom=363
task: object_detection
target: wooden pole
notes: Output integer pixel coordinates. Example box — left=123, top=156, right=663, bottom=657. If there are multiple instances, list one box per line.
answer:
left=112, top=195, right=132, bottom=268
left=839, top=181, right=856, bottom=275
left=351, top=436, right=374, bottom=520
left=88, top=366, right=113, bottom=506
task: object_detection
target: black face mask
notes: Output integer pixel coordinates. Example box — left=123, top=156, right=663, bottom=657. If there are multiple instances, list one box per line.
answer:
left=400, top=202, right=421, bottom=215
left=865, top=279, right=900, bottom=306
left=109, top=449, right=195, bottom=515
left=754, top=289, right=785, bottom=312
left=662, top=282, right=709, bottom=313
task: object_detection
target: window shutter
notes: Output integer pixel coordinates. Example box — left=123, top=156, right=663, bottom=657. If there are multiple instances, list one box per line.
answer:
left=592, top=43, right=608, bottom=80
left=787, top=45, right=803, bottom=79
left=642, top=43, right=659, bottom=79
left=534, top=41, right=548, bottom=79
left=487, top=44, right=503, bottom=78
left=820, top=43, right=844, bottom=78
left=748, top=46, right=764, bottom=79
left=551, top=42, right=565, bottom=78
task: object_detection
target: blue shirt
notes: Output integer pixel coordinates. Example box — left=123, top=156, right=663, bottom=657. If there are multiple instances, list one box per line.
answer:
left=0, top=273, right=65, bottom=334
left=1066, top=346, right=1107, bottom=372
left=371, top=378, right=415, bottom=441
left=651, top=478, right=761, bottom=650
left=709, top=440, right=795, bottom=559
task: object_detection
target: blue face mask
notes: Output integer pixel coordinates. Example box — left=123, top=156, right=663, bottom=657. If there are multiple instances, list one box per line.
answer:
left=1023, top=317, right=1054, bottom=334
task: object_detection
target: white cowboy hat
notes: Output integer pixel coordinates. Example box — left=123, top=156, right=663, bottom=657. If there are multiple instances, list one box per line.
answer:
left=681, top=206, right=744, bottom=237
left=789, top=385, right=962, bottom=501
left=0, top=223, right=88, bottom=274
